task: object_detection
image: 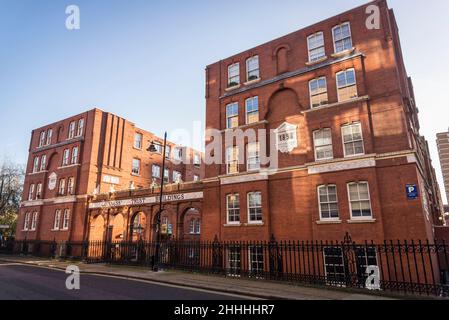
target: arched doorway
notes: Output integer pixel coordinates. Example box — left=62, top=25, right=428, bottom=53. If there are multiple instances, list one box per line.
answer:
left=130, top=212, right=147, bottom=242
left=110, top=213, right=125, bottom=242
left=88, top=214, right=106, bottom=259
left=155, top=209, right=177, bottom=241
left=182, top=208, right=201, bottom=241
left=89, top=214, right=105, bottom=242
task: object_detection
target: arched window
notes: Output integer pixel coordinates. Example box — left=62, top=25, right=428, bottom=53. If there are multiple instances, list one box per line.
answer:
left=195, top=219, right=201, bottom=234
left=276, top=47, right=289, bottom=74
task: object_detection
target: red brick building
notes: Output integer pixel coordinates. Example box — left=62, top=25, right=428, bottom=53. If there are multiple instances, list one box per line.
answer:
left=16, top=0, right=444, bottom=245
left=202, top=0, right=443, bottom=243
left=16, top=108, right=203, bottom=242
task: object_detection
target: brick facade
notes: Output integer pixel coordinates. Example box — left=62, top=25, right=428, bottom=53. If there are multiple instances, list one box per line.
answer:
left=16, top=0, right=443, bottom=244
left=202, top=0, right=443, bottom=242
left=16, top=108, right=203, bottom=242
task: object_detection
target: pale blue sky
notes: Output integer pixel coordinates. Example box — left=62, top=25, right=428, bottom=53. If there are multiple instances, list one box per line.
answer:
left=1, top=0, right=449, bottom=201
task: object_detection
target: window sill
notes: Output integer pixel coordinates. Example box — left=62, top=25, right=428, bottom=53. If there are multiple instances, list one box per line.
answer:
left=343, top=153, right=366, bottom=159
left=306, top=56, right=328, bottom=66
left=244, top=222, right=264, bottom=226
left=302, top=95, right=370, bottom=114
left=244, top=78, right=261, bottom=86
left=331, top=47, right=356, bottom=58
left=224, top=223, right=242, bottom=227
left=225, top=84, right=241, bottom=92
left=58, top=164, right=81, bottom=169
left=221, top=120, right=269, bottom=133
left=131, top=173, right=141, bottom=177
left=133, top=147, right=143, bottom=151
left=316, top=220, right=342, bottom=225
left=315, top=157, right=334, bottom=162
left=28, top=170, right=48, bottom=176
left=347, top=219, right=376, bottom=224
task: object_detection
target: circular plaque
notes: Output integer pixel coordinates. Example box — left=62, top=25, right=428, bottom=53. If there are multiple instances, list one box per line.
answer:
left=48, top=172, right=57, bottom=191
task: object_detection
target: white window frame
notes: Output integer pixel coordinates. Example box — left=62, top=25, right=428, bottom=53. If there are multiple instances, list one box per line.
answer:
left=28, top=184, right=35, bottom=201
left=226, top=102, right=239, bottom=129
left=173, top=170, right=182, bottom=183
left=313, top=128, right=334, bottom=161
left=68, top=121, right=76, bottom=139
left=62, top=209, right=70, bottom=230
left=227, top=246, right=241, bottom=277
left=165, top=145, right=171, bottom=159
left=23, top=212, right=31, bottom=231
left=152, top=165, right=161, bottom=178
left=134, top=133, right=143, bottom=149
left=194, top=219, right=201, bottom=234
left=226, top=194, right=240, bottom=225
left=246, top=142, right=260, bottom=171
left=36, top=183, right=42, bottom=199
left=307, top=32, right=326, bottom=62
left=332, top=22, right=353, bottom=54
left=336, top=68, right=358, bottom=102
left=53, top=210, right=61, bottom=230
left=309, top=77, right=328, bottom=109
left=174, top=147, right=183, bottom=161
left=194, top=153, right=201, bottom=166
left=39, top=131, right=46, bottom=147
left=189, top=219, right=195, bottom=234
left=228, top=63, right=240, bottom=87
left=40, top=155, right=47, bottom=171
left=248, top=246, right=264, bottom=277
left=341, top=122, right=365, bottom=157
left=33, top=157, right=39, bottom=173
left=46, top=129, right=53, bottom=146
left=247, top=192, right=263, bottom=224
left=30, top=212, right=38, bottom=231
left=226, top=146, right=239, bottom=174
left=71, top=147, right=79, bottom=164
left=164, top=168, right=170, bottom=183
left=347, top=182, right=373, bottom=220
left=245, top=97, right=259, bottom=125
left=132, top=158, right=141, bottom=176
left=246, top=56, right=260, bottom=82
left=193, top=175, right=200, bottom=182
left=58, top=179, right=66, bottom=195
left=317, top=185, right=340, bottom=221
left=77, top=119, right=84, bottom=137
left=62, top=149, right=70, bottom=166
left=67, top=177, right=75, bottom=195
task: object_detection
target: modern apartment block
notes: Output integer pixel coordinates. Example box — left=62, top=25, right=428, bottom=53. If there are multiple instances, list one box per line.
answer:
left=16, top=108, right=203, bottom=242
left=437, top=131, right=449, bottom=204
left=202, top=0, right=443, bottom=242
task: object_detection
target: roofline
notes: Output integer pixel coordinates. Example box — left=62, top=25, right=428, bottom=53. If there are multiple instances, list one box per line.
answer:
left=206, top=0, right=384, bottom=68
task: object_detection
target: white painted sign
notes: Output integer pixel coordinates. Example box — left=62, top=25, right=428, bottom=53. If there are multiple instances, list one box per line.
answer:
left=275, top=122, right=298, bottom=153
left=48, top=172, right=57, bottom=191
left=89, top=192, right=203, bottom=209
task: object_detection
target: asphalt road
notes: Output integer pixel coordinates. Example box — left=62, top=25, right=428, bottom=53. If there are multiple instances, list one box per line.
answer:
left=0, top=262, right=247, bottom=300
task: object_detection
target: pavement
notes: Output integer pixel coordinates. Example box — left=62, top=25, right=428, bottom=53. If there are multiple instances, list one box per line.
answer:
left=0, top=254, right=398, bottom=300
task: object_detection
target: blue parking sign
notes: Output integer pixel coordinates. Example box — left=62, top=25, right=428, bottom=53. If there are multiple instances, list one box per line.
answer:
left=406, top=184, right=419, bottom=200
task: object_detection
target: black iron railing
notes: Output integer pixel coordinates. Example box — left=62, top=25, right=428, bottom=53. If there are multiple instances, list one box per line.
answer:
left=5, top=238, right=449, bottom=298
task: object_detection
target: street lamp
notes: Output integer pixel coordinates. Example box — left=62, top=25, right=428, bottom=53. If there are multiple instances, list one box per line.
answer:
left=147, top=132, right=168, bottom=272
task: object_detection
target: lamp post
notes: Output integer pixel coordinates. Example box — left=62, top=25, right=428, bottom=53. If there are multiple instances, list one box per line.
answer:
left=147, top=132, right=167, bottom=272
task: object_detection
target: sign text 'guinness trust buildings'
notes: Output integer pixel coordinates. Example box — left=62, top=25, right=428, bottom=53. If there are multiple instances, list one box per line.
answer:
left=16, top=0, right=445, bottom=245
